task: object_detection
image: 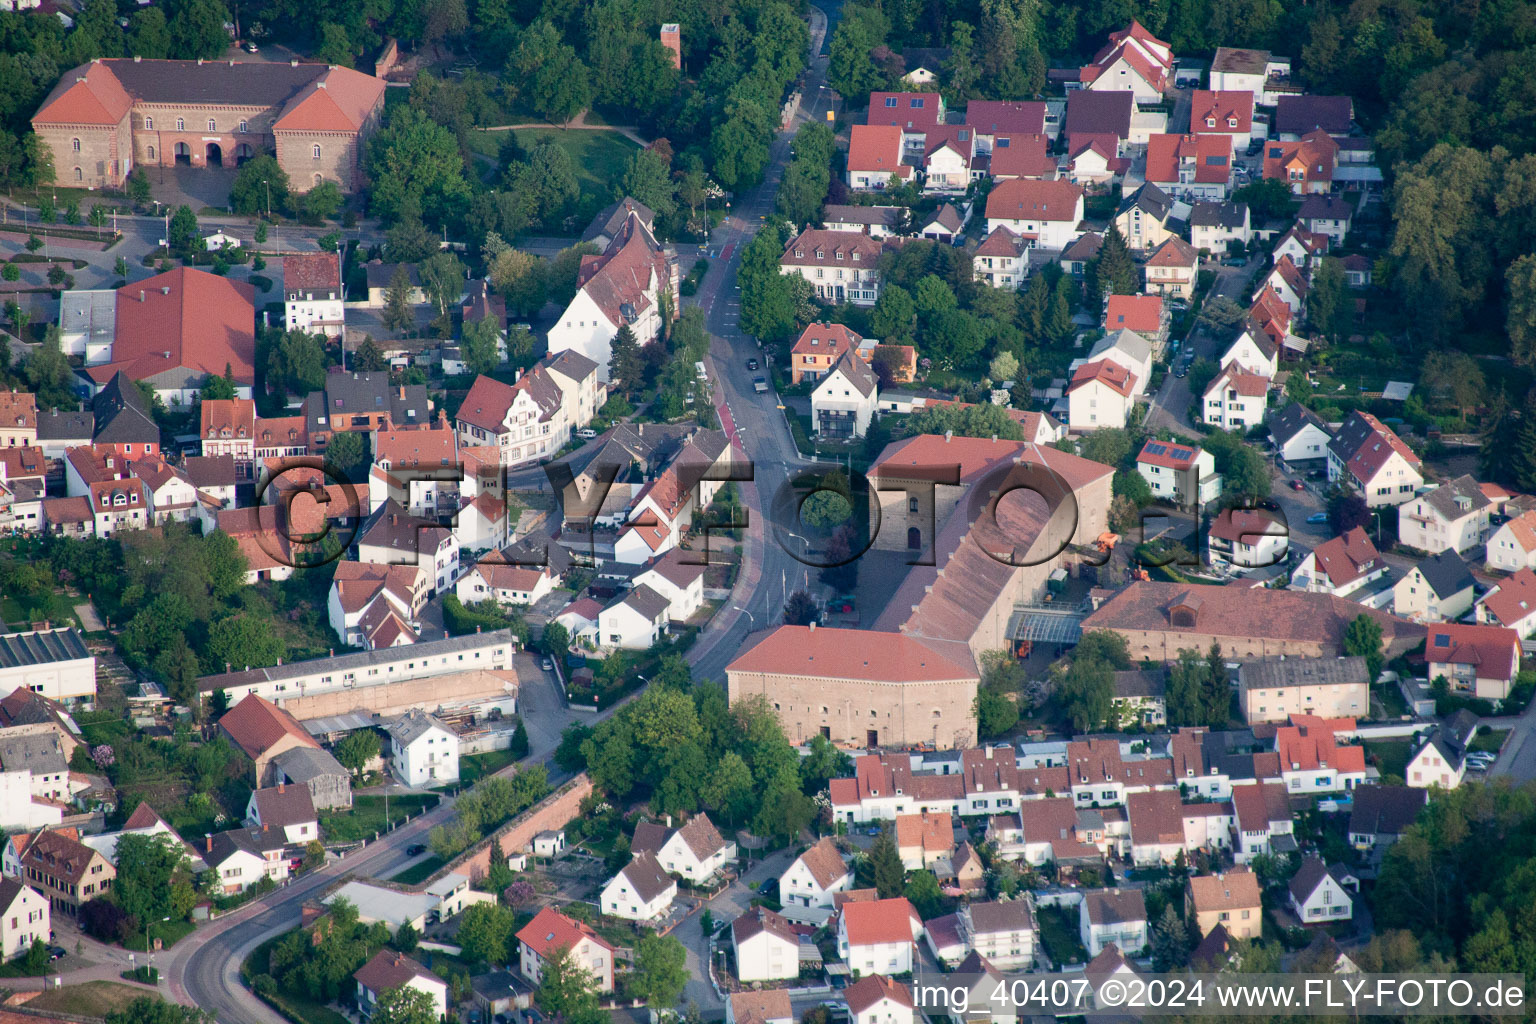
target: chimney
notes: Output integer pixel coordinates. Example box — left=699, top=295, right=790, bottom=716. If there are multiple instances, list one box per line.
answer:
left=276, top=657, right=282, bottom=666
left=944, top=430, right=953, bottom=442
left=262, top=821, right=268, bottom=833
left=134, top=55, right=141, bottom=62
left=197, top=58, right=204, bottom=65
left=290, top=59, right=299, bottom=67
left=399, top=386, right=405, bottom=399
left=226, top=662, right=231, bottom=672
left=808, top=621, right=816, bottom=631
left=205, top=834, right=212, bottom=853
left=664, top=814, right=672, bottom=827
left=278, top=782, right=284, bottom=794
left=443, top=630, right=449, bottom=639
left=161, top=286, right=170, bottom=295
left=329, top=649, right=334, bottom=657
left=138, top=290, right=145, bottom=302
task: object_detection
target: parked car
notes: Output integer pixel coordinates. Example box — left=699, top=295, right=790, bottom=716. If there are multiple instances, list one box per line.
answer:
left=406, top=844, right=427, bottom=857
left=541, top=658, right=553, bottom=671
left=1290, top=479, right=1306, bottom=491
left=1175, top=363, right=1187, bottom=378
left=753, top=376, right=769, bottom=393
left=576, top=428, right=597, bottom=440
left=1223, top=257, right=1247, bottom=267
left=244, top=41, right=259, bottom=52
left=746, top=357, right=759, bottom=371
left=758, top=878, right=777, bottom=897
left=48, top=946, right=66, bottom=961
left=1306, top=512, right=1329, bottom=524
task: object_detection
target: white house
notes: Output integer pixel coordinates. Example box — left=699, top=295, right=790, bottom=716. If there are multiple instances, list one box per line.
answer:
left=1405, top=735, right=1463, bottom=790
left=838, top=898, right=923, bottom=976
left=243, top=784, right=318, bottom=845
left=779, top=229, right=883, bottom=306
left=327, top=561, right=426, bottom=651
left=1143, top=236, right=1199, bottom=300
left=1426, top=622, right=1522, bottom=701
left=203, top=826, right=289, bottom=894
left=1486, top=511, right=1536, bottom=573
left=983, top=178, right=1085, bottom=251
left=1220, top=330, right=1279, bottom=381
left=0, top=879, right=48, bottom=959
left=1087, top=330, right=1153, bottom=394
left=383, top=710, right=459, bottom=788
left=354, top=951, right=448, bottom=1022
left=972, top=228, right=1032, bottom=290
left=1287, top=857, right=1353, bottom=925
left=846, top=125, right=913, bottom=191
left=1231, top=782, right=1294, bottom=865
left=1397, top=475, right=1491, bottom=556
left=1136, top=440, right=1221, bottom=509
left=1202, top=363, right=1269, bottom=430
left=599, top=853, right=676, bottom=922
left=284, top=252, right=345, bottom=338
left=516, top=907, right=614, bottom=993
left=546, top=211, right=676, bottom=381
left=732, top=906, right=800, bottom=983
left=1264, top=256, right=1309, bottom=315
left=1297, top=195, right=1353, bottom=245
left=778, top=837, right=852, bottom=924
left=1290, top=528, right=1387, bottom=598
left=963, top=900, right=1037, bottom=970
left=0, top=627, right=95, bottom=704
left=811, top=351, right=879, bottom=439
left=1269, top=403, right=1332, bottom=464
left=727, top=992, right=792, bottom=1024
left=633, top=550, right=707, bottom=624
left=1393, top=551, right=1476, bottom=624
left=454, top=560, right=557, bottom=608
left=1477, top=568, right=1536, bottom=638
left=1079, top=889, right=1147, bottom=957
left=596, top=585, right=670, bottom=650
left=1067, top=358, right=1137, bottom=431
left=1189, top=201, right=1252, bottom=253
left=1327, top=411, right=1423, bottom=507
left=843, top=975, right=915, bottom=1024
left=633, top=813, right=737, bottom=885
left=1207, top=509, right=1288, bottom=573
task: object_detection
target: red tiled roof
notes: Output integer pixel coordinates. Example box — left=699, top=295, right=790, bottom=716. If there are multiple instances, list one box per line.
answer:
left=845, top=976, right=914, bottom=1014
left=1103, top=294, right=1163, bottom=334
left=1427, top=623, right=1521, bottom=680
left=107, top=268, right=255, bottom=386
left=283, top=252, right=341, bottom=292
left=988, top=133, right=1056, bottom=178
left=517, top=907, right=614, bottom=957
left=847, top=124, right=911, bottom=178
left=1205, top=362, right=1269, bottom=400
left=32, top=62, right=133, bottom=125
left=1263, top=130, right=1339, bottom=187
left=1068, top=359, right=1136, bottom=398
left=274, top=66, right=386, bottom=133
left=895, top=811, right=952, bottom=854
left=354, top=950, right=439, bottom=995
left=975, top=226, right=1031, bottom=258
left=1330, top=410, right=1421, bottom=483
left=985, top=178, right=1084, bottom=223
left=1230, top=781, right=1290, bottom=833
left=1497, top=511, right=1536, bottom=555
left=1189, top=90, right=1255, bottom=135
left=727, top=625, right=977, bottom=683
left=0, top=391, right=38, bottom=431
left=1127, top=790, right=1184, bottom=845
left=866, top=92, right=943, bottom=128
left=792, top=322, right=862, bottom=357
left=966, top=101, right=1046, bottom=135
left=574, top=212, right=668, bottom=328
left=1482, top=569, right=1536, bottom=628
left=1308, top=527, right=1381, bottom=588
left=1137, top=439, right=1204, bottom=470
left=201, top=399, right=256, bottom=440
left=841, top=897, right=919, bottom=946
left=795, top=837, right=850, bottom=891
left=1145, top=133, right=1233, bottom=186
left=923, top=124, right=975, bottom=166
left=1147, top=236, right=1198, bottom=268
left=218, top=694, right=320, bottom=760
left=780, top=229, right=882, bottom=267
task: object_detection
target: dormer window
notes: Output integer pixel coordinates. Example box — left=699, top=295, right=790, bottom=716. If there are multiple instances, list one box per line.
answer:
left=852, top=252, right=861, bottom=261
left=795, top=249, right=803, bottom=257
left=1205, top=117, right=1215, bottom=128
left=835, top=251, right=843, bottom=260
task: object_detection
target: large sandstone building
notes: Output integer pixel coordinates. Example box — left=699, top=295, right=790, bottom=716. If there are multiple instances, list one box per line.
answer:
left=31, top=58, right=386, bottom=192
left=727, top=435, right=1115, bottom=749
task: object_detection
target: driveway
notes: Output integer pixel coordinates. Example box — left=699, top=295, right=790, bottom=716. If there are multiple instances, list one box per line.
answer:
left=1141, top=258, right=1254, bottom=434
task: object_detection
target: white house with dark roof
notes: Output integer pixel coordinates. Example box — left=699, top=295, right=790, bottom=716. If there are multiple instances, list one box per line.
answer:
left=0, top=627, right=95, bottom=704
left=1327, top=411, right=1423, bottom=507
left=632, top=812, right=736, bottom=884
left=1189, top=200, right=1251, bottom=253
left=732, top=906, right=800, bottom=982
left=963, top=899, right=1037, bottom=969
left=779, top=837, right=852, bottom=924
left=384, top=708, right=459, bottom=788
left=1397, top=474, right=1491, bottom=556
left=1079, top=888, right=1147, bottom=957
left=1297, top=194, right=1353, bottom=245
left=633, top=549, right=707, bottom=623
left=812, top=350, right=879, bottom=438
left=1288, top=856, right=1353, bottom=924
left=1269, top=403, right=1332, bottom=463
left=547, top=211, right=677, bottom=380
left=1290, top=527, right=1386, bottom=598
left=779, top=229, right=883, bottom=305
left=1202, top=363, right=1269, bottom=430
left=1220, top=330, right=1279, bottom=381
left=843, top=976, right=914, bottom=1024
left=354, top=951, right=448, bottom=1021
left=599, top=852, right=675, bottom=921
left=244, top=783, right=318, bottom=845
left=972, top=227, right=1032, bottom=289
left=1405, top=733, right=1464, bottom=790
left=596, top=584, right=669, bottom=650
left=1112, top=183, right=1175, bottom=252
left=1392, top=550, right=1476, bottom=623
left=284, top=252, right=344, bottom=337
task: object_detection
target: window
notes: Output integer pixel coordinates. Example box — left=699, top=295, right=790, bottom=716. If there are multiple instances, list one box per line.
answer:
left=144, top=117, right=153, bottom=129
left=71, top=138, right=81, bottom=152
left=208, top=119, right=217, bottom=132
left=148, top=146, right=156, bottom=160
left=74, top=167, right=83, bottom=181
left=176, top=118, right=185, bottom=131
left=313, top=144, right=322, bottom=159
left=911, top=98, right=924, bottom=108
left=885, top=97, right=898, bottom=108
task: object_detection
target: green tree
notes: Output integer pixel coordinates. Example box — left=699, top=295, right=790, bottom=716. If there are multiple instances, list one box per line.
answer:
left=1307, top=256, right=1348, bottom=343
left=167, top=205, right=199, bottom=257
left=1343, top=614, right=1385, bottom=682
left=620, top=149, right=677, bottom=224
left=1055, top=654, right=1114, bottom=732
left=1151, top=904, right=1189, bottom=970
left=25, top=325, right=76, bottom=409
left=335, top=729, right=380, bottom=775
left=871, top=284, right=917, bottom=343
left=461, top=317, right=502, bottom=377
left=353, top=338, right=388, bottom=372
left=534, top=944, right=605, bottom=1024
left=456, top=902, right=517, bottom=965
left=626, top=934, right=688, bottom=1007
left=324, top=430, right=370, bottom=482
left=1419, top=350, right=1485, bottom=423
left=420, top=252, right=466, bottom=317
left=126, top=8, right=172, bottom=59
left=975, top=683, right=1020, bottom=739
left=371, top=986, right=439, bottom=1024
left=1509, top=254, right=1536, bottom=368
left=304, top=181, right=345, bottom=222
left=508, top=21, right=593, bottom=127
left=383, top=266, right=416, bottom=333
left=1091, top=223, right=1138, bottom=297
left=608, top=325, right=644, bottom=394
left=367, top=106, right=472, bottom=225
left=827, top=5, right=890, bottom=103
left=104, top=998, right=214, bottom=1024
left=265, top=330, right=328, bottom=398
left=114, top=832, right=192, bottom=926
left=867, top=831, right=905, bottom=898
left=230, top=156, right=289, bottom=218
left=488, top=248, right=547, bottom=318
left=206, top=615, right=284, bottom=672
left=164, top=0, right=231, bottom=60
left=904, top=869, right=943, bottom=918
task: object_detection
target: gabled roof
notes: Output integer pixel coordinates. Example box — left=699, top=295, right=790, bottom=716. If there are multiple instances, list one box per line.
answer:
left=1137, top=439, right=1204, bottom=470
left=975, top=226, right=1031, bottom=258
left=985, top=178, right=1084, bottom=224
left=965, top=100, right=1046, bottom=136
left=1289, top=854, right=1348, bottom=904
left=1062, top=232, right=1104, bottom=262
left=1116, top=181, right=1172, bottom=222
left=792, top=837, right=850, bottom=891
left=1415, top=474, right=1490, bottom=522
left=31, top=61, right=133, bottom=125
left=518, top=907, right=614, bottom=957
left=923, top=125, right=974, bottom=166
left=1328, top=411, right=1421, bottom=481
left=573, top=211, right=667, bottom=329
left=846, top=124, right=911, bottom=178
left=895, top=810, right=952, bottom=854
left=612, top=851, right=674, bottom=903
left=1082, top=888, right=1146, bottom=925
left=1205, top=362, right=1269, bottom=400
left=1189, top=90, right=1255, bottom=135
left=727, top=625, right=977, bottom=683
left=865, top=92, right=943, bottom=129
left=1127, top=790, right=1184, bottom=846
left=840, top=897, right=919, bottom=946
left=988, top=133, right=1057, bottom=178
left=844, top=975, right=913, bottom=1014
left=1268, top=402, right=1331, bottom=447
left=92, top=372, right=158, bottom=445
left=1145, top=133, right=1233, bottom=186
left=1481, top=568, right=1536, bottom=628
left=1190, top=200, right=1250, bottom=229
left=1297, top=194, right=1354, bottom=222
left=1306, top=527, right=1381, bottom=588
left=581, top=197, right=655, bottom=247
left=218, top=694, right=320, bottom=760
left=792, top=322, right=861, bottom=358
left=103, top=268, right=256, bottom=386
left=1103, top=295, right=1164, bottom=334
left=1068, top=359, right=1135, bottom=398
left=1188, top=869, right=1261, bottom=914
left=819, top=349, right=878, bottom=398
left=283, top=252, right=341, bottom=292
left=1064, top=89, right=1135, bottom=139
left=1426, top=623, right=1520, bottom=680
left=354, top=950, right=442, bottom=995
left=1274, top=95, right=1354, bottom=136
left=1411, top=550, right=1475, bottom=601
left=250, top=784, right=316, bottom=828
left=729, top=990, right=793, bottom=1024
left=1347, top=785, right=1425, bottom=838
left=732, top=905, right=797, bottom=947
left=1147, top=235, right=1198, bottom=268
left=1230, top=781, right=1291, bottom=833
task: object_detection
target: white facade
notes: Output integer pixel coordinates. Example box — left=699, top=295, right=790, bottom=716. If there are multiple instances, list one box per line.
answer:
left=599, top=863, right=675, bottom=922
left=548, top=291, right=661, bottom=384
left=0, top=883, right=48, bottom=958
left=1406, top=742, right=1464, bottom=790
left=1137, top=450, right=1221, bottom=509
left=778, top=846, right=852, bottom=921
left=985, top=196, right=1084, bottom=250
left=453, top=565, right=555, bottom=608
left=597, top=594, right=667, bottom=650
left=0, top=629, right=96, bottom=703
left=1290, top=869, right=1353, bottom=924
left=811, top=365, right=878, bottom=438
left=1221, top=332, right=1278, bottom=380
left=1067, top=377, right=1133, bottom=431
left=1486, top=515, right=1536, bottom=573
left=838, top=926, right=917, bottom=976
left=1203, top=369, right=1269, bottom=430
left=1398, top=492, right=1490, bottom=557
left=1079, top=901, right=1147, bottom=957
left=388, top=717, right=460, bottom=788
left=734, top=921, right=799, bottom=983
left=358, top=970, right=448, bottom=1022
left=654, top=829, right=737, bottom=885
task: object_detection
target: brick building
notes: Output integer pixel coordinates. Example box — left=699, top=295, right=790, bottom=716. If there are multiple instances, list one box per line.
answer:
left=31, top=58, right=385, bottom=192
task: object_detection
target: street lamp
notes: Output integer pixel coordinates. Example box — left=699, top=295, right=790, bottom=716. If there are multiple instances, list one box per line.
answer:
left=732, top=606, right=756, bottom=630
left=262, top=179, right=271, bottom=221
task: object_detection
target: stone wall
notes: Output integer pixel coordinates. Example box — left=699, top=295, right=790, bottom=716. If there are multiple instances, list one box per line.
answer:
left=425, top=774, right=593, bottom=887
left=727, top=672, right=978, bottom=750
left=277, top=671, right=517, bottom=721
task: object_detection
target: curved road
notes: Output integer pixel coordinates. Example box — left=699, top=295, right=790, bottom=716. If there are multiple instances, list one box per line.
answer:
left=153, top=9, right=835, bottom=1022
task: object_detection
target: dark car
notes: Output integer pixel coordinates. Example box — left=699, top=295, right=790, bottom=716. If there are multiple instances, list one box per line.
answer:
left=47, top=946, right=66, bottom=961
left=746, top=357, right=759, bottom=371
left=406, top=844, right=427, bottom=857
left=1174, top=363, right=1188, bottom=378
left=757, top=878, right=777, bottom=897
left=1290, top=479, right=1306, bottom=491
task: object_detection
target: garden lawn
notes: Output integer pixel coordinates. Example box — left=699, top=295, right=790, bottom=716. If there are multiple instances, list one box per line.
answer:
left=28, top=982, right=151, bottom=1017
left=1365, top=739, right=1413, bottom=780
left=390, top=855, right=445, bottom=885
left=319, top=793, right=436, bottom=842
left=121, top=918, right=196, bottom=951
left=504, top=128, right=639, bottom=226
left=1037, top=906, right=1088, bottom=966
left=458, top=748, right=519, bottom=785
left=1469, top=730, right=1506, bottom=754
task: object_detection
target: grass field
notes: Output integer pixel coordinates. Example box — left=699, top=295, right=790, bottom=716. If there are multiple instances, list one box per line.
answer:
left=1365, top=738, right=1414, bottom=780
left=319, top=793, right=437, bottom=842
left=1469, top=730, right=1506, bottom=754
left=458, top=748, right=519, bottom=786
left=390, top=854, right=446, bottom=885
left=1037, top=906, right=1088, bottom=966
left=29, top=982, right=152, bottom=1017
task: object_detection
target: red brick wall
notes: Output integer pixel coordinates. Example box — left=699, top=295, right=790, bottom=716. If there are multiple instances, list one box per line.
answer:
left=422, top=774, right=593, bottom=887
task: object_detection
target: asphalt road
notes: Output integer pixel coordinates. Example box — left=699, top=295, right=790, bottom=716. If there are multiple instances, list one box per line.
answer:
left=1142, top=257, right=1255, bottom=434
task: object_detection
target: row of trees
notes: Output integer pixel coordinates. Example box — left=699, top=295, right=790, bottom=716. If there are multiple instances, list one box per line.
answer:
left=427, top=766, right=551, bottom=858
